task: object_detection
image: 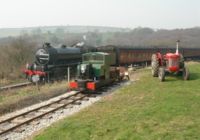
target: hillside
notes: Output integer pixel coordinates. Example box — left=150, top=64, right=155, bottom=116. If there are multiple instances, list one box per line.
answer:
left=0, top=26, right=131, bottom=38
left=0, top=27, right=200, bottom=47
left=33, top=62, right=200, bottom=140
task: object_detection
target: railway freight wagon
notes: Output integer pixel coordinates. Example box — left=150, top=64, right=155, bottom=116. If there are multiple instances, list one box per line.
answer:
left=24, top=43, right=95, bottom=82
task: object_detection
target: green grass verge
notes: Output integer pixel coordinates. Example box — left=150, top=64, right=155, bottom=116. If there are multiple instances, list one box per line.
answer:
left=33, top=62, right=200, bottom=140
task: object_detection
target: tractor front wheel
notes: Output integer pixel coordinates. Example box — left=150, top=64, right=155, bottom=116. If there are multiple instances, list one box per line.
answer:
left=183, top=67, right=189, bottom=80
left=158, top=67, right=165, bottom=82
left=151, top=54, right=159, bottom=77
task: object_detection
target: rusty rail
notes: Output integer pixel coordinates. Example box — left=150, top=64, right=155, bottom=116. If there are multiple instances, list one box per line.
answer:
left=0, top=82, right=32, bottom=92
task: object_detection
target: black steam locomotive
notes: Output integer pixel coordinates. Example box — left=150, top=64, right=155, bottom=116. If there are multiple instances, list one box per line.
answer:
left=24, top=43, right=95, bottom=82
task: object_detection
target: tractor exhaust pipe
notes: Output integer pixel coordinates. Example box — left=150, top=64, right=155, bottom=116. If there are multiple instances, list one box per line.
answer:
left=176, top=40, right=180, bottom=54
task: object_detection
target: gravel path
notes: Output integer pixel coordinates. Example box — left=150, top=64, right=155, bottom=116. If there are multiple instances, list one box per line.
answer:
left=0, top=81, right=130, bottom=140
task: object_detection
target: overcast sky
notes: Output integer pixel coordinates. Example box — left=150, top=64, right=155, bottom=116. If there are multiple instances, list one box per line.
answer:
left=0, top=0, right=199, bottom=29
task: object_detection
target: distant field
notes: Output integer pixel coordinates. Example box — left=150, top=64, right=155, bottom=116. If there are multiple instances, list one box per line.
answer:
left=33, top=62, right=200, bottom=140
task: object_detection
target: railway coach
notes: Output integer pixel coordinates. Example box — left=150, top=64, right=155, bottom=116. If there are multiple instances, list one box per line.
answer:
left=97, top=45, right=200, bottom=66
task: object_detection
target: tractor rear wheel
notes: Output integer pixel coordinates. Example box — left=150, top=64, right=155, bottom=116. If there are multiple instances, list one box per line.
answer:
left=158, top=67, right=165, bottom=82
left=151, top=54, right=159, bottom=77
left=183, top=67, right=189, bottom=80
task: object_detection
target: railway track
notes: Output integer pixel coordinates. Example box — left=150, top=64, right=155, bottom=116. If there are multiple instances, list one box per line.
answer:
left=0, top=82, right=32, bottom=92
left=0, top=91, right=94, bottom=137
left=0, top=80, right=126, bottom=139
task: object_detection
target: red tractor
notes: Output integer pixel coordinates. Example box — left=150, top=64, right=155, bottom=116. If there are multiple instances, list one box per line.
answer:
left=151, top=40, right=189, bottom=81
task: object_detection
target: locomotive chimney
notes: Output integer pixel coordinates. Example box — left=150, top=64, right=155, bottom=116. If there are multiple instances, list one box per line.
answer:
left=43, top=42, right=51, bottom=48
left=61, top=44, right=67, bottom=48
left=176, top=40, right=180, bottom=54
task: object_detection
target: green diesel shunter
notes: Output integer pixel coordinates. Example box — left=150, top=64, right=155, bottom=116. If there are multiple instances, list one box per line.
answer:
left=69, top=52, right=120, bottom=91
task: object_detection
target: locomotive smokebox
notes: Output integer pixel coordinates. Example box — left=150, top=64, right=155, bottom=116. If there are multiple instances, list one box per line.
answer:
left=35, top=48, right=50, bottom=65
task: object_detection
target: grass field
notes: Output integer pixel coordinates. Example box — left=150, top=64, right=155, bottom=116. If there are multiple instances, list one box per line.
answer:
left=33, top=62, right=200, bottom=140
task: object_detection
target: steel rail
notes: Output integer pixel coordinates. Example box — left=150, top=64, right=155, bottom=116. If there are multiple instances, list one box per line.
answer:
left=0, top=91, right=87, bottom=136
left=0, top=91, right=80, bottom=125
left=0, top=82, right=32, bottom=92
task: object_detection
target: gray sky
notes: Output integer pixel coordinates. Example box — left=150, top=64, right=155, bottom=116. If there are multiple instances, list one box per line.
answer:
left=0, top=0, right=199, bottom=29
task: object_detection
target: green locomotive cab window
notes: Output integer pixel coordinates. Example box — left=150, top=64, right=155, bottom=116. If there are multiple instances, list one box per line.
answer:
left=82, top=52, right=110, bottom=64
left=92, top=54, right=104, bottom=61
left=83, top=53, right=105, bottom=64
left=83, top=55, right=90, bottom=61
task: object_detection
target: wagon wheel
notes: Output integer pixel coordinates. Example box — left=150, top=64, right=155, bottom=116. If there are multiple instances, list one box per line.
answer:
left=158, top=67, right=165, bottom=82
left=183, top=67, right=189, bottom=80
left=151, top=54, right=159, bottom=77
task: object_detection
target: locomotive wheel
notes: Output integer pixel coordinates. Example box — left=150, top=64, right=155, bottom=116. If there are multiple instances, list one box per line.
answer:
left=158, top=67, right=165, bottom=82
left=183, top=67, right=189, bottom=80
left=151, top=54, right=159, bottom=77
